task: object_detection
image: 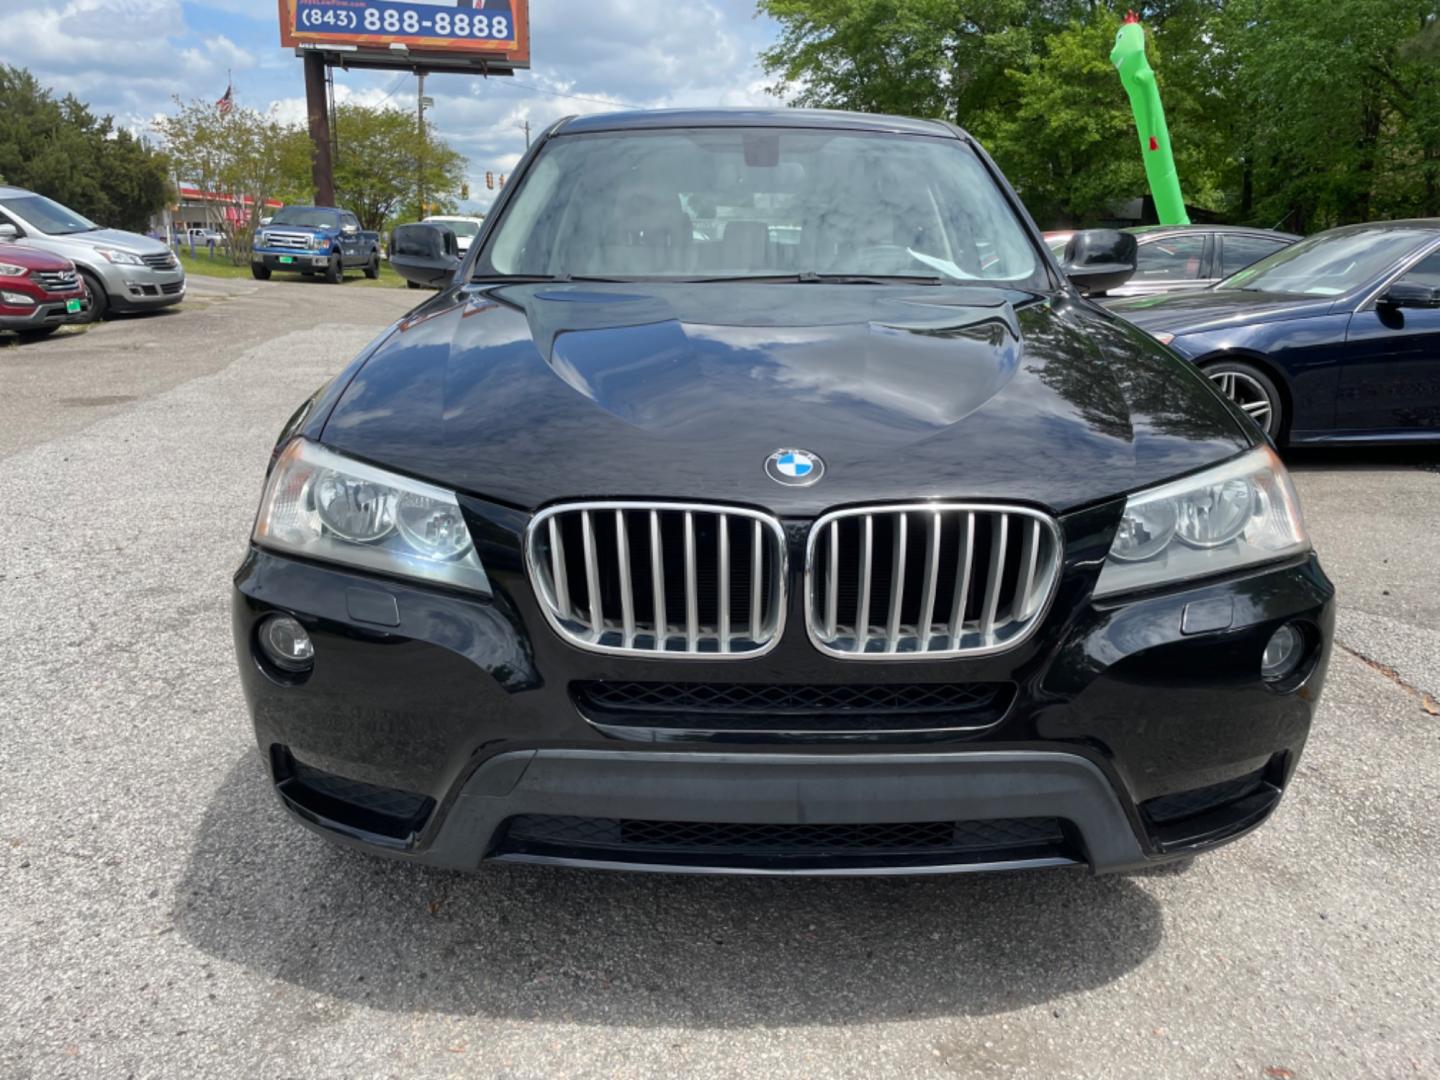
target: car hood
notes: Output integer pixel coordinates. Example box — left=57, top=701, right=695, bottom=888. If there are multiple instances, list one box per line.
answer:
left=320, top=283, right=1249, bottom=516
left=0, top=242, right=72, bottom=271
left=45, top=227, right=171, bottom=256
left=1109, top=288, right=1333, bottom=336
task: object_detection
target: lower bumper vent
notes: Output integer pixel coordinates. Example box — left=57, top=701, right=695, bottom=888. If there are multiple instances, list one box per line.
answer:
left=274, top=748, right=434, bottom=843
left=573, top=680, right=1014, bottom=732
left=498, top=814, right=1069, bottom=869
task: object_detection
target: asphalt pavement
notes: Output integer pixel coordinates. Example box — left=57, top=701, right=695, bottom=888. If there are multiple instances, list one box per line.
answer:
left=1, top=279, right=1436, bottom=1079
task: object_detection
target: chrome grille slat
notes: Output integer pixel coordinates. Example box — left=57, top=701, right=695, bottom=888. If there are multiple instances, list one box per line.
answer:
left=581, top=510, right=602, bottom=640
left=717, top=514, right=730, bottom=653
left=614, top=510, right=635, bottom=647
left=807, top=503, right=1062, bottom=659
left=684, top=511, right=698, bottom=650
left=885, top=512, right=908, bottom=653
left=527, top=502, right=786, bottom=658
left=980, top=515, right=1009, bottom=646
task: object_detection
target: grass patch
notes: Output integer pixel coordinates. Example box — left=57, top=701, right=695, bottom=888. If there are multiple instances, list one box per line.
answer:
left=174, top=248, right=411, bottom=288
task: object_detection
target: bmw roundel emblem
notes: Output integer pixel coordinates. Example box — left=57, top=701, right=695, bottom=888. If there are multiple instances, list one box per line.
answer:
left=765, top=448, right=825, bottom=487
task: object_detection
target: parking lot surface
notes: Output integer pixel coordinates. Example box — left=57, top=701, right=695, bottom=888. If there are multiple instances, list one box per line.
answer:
left=1, top=280, right=1437, bottom=1079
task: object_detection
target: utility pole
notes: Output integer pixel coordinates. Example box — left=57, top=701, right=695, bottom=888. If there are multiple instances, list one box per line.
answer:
left=520, top=119, right=531, bottom=148
left=303, top=52, right=335, bottom=206
left=416, top=72, right=427, bottom=218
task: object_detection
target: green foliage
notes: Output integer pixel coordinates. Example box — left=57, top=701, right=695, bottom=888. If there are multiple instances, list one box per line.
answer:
left=0, top=66, right=169, bottom=231
left=152, top=97, right=467, bottom=261
left=155, top=99, right=310, bottom=264
left=331, top=103, right=467, bottom=230
left=758, top=0, right=1440, bottom=230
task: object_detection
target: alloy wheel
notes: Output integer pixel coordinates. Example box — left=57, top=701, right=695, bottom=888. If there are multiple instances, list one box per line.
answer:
left=1208, top=368, right=1275, bottom=434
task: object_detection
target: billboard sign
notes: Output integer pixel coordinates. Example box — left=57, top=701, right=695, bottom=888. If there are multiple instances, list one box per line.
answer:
left=279, top=0, right=530, bottom=70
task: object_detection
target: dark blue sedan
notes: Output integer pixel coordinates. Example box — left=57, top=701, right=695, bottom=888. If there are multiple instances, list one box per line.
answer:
left=1111, top=220, right=1440, bottom=444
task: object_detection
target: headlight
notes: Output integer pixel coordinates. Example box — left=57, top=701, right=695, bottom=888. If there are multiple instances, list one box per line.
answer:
left=1093, top=445, right=1308, bottom=597
left=96, top=248, right=144, bottom=266
left=255, top=231, right=269, bottom=246
left=0, top=262, right=28, bottom=277
left=253, top=439, right=490, bottom=594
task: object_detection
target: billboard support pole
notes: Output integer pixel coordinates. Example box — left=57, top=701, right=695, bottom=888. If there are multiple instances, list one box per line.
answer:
left=304, top=51, right=336, bottom=206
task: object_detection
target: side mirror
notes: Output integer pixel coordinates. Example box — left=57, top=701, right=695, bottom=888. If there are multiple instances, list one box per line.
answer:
left=1061, top=229, right=1138, bottom=296
left=341, top=223, right=359, bottom=235
left=1379, top=281, right=1440, bottom=309
left=0, top=222, right=20, bottom=241
left=388, top=223, right=462, bottom=288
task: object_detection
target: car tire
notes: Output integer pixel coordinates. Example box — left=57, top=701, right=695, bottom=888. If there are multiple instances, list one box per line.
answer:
left=16, top=325, right=59, bottom=341
left=78, top=270, right=108, bottom=322
left=1202, top=359, right=1284, bottom=439
left=364, top=254, right=380, bottom=280
left=324, top=257, right=343, bottom=285
left=251, top=264, right=271, bottom=281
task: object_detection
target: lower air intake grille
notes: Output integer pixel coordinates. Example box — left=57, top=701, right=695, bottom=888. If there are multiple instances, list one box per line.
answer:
left=573, top=680, right=1014, bottom=732
left=527, top=502, right=787, bottom=657
left=500, top=814, right=1068, bottom=867
left=807, top=504, right=1063, bottom=658
left=1142, top=768, right=1269, bottom=825
left=273, top=749, right=434, bottom=842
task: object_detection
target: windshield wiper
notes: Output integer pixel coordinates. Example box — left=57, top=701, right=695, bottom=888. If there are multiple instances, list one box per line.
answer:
left=469, top=273, right=630, bottom=284
left=687, top=272, right=947, bottom=285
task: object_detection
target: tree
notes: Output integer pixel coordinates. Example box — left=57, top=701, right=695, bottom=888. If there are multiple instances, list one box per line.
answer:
left=331, top=102, right=466, bottom=230
left=156, top=99, right=312, bottom=263
left=755, top=0, right=1440, bottom=230
left=0, top=66, right=168, bottom=231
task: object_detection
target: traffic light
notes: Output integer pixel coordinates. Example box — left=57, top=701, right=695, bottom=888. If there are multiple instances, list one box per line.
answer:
left=499, top=174, right=506, bottom=187
left=461, top=182, right=469, bottom=200
left=485, top=171, right=494, bottom=190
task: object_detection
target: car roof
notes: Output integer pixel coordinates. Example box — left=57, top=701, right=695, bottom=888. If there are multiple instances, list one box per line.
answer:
left=1125, top=224, right=1302, bottom=240
left=1321, top=218, right=1440, bottom=235
left=555, top=107, right=959, bottom=138
left=0, top=185, right=36, bottom=197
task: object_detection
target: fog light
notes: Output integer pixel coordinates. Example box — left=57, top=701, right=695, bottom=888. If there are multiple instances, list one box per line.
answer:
left=1261, top=623, right=1304, bottom=682
left=1, top=290, right=34, bottom=305
left=259, top=615, right=314, bottom=672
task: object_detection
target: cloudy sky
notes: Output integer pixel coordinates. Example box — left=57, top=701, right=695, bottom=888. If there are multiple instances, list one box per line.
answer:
left=4, top=0, right=785, bottom=213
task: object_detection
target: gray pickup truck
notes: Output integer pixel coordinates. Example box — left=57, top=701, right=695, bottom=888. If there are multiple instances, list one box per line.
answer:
left=251, top=206, right=381, bottom=284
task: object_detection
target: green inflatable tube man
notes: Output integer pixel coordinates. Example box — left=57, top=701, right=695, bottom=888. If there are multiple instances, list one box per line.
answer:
left=1111, top=11, right=1189, bottom=226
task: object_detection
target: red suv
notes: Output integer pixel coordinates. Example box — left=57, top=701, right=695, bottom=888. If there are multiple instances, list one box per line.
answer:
left=0, top=243, right=89, bottom=340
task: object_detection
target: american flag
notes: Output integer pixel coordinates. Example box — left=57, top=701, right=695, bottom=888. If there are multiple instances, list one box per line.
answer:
left=216, top=83, right=233, bottom=116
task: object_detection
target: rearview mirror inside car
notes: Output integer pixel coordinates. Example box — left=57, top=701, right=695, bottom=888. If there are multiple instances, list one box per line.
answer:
left=388, top=223, right=462, bottom=289
left=1061, top=229, right=1139, bottom=296
left=1379, top=281, right=1440, bottom=309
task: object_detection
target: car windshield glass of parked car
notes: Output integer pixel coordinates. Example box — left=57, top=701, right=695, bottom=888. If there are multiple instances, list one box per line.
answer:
left=270, top=207, right=342, bottom=228
left=0, top=194, right=98, bottom=235
left=480, top=128, right=1045, bottom=286
left=1222, top=228, right=1431, bottom=296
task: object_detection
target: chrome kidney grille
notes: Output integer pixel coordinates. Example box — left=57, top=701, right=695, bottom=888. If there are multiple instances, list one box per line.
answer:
left=806, top=504, right=1063, bottom=658
left=527, top=503, right=787, bottom=657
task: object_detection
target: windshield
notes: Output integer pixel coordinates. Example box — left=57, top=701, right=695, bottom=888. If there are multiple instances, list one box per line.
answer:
left=271, top=207, right=341, bottom=228
left=479, top=128, right=1045, bottom=286
left=1220, top=228, right=1432, bottom=296
left=430, top=219, right=481, bottom=238
left=0, top=194, right=97, bottom=235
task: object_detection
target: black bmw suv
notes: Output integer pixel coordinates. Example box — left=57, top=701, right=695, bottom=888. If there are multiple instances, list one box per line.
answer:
left=233, top=109, right=1333, bottom=876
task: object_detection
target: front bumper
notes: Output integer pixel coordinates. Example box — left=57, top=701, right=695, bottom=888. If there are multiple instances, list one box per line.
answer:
left=232, top=511, right=1334, bottom=876
left=0, top=292, right=89, bottom=329
left=252, top=250, right=333, bottom=270
left=95, top=262, right=185, bottom=311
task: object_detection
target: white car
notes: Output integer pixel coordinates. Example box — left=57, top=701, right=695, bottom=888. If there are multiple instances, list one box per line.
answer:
left=421, top=215, right=484, bottom=253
